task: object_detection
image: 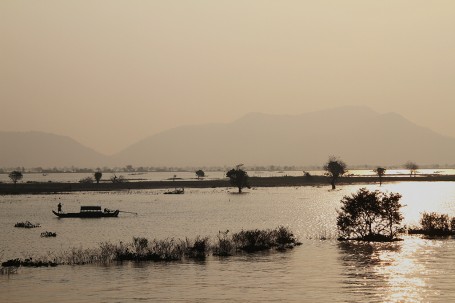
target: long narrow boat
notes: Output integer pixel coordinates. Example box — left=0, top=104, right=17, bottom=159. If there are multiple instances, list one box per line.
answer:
left=52, top=206, right=119, bottom=218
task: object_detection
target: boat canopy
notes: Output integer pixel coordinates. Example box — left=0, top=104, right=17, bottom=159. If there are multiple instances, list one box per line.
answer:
left=80, top=206, right=102, bottom=211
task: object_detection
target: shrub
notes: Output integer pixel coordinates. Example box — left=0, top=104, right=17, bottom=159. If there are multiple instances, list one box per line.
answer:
left=212, top=230, right=235, bottom=256
left=232, top=229, right=275, bottom=252
left=40, top=231, right=57, bottom=237
left=337, top=188, right=403, bottom=241
left=1, top=258, right=57, bottom=268
left=14, top=221, right=40, bottom=228
left=273, top=226, right=300, bottom=249
left=185, top=236, right=210, bottom=259
left=1, top=227, right=301, bottom=269
left=132, top=237, right=149, bottom=255
left=410, top=212, right=453, bottom=236
left=110, top=175, right=128, bottom=183
left=79, top=177, right=94, bottom=184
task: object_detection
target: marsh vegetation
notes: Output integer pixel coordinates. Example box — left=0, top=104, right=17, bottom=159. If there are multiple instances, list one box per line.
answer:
left=409, top=212, right=455, bottom=236
left=1, top=226, right=300, bottom=271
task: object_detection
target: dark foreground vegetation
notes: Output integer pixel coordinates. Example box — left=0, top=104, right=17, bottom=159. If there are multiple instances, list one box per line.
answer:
left=1, top=226, right=301, bottom=272
left=337, top=188, right=404, bottom=242
left=14, top=221, right=40, bottom=228
left=336, top=189, right=455, bottom=241
left=409, top=212, right=455, bottom=236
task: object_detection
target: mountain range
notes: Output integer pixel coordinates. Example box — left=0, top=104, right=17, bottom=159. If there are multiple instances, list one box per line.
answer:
left=1, top=106, right=454, bottom=168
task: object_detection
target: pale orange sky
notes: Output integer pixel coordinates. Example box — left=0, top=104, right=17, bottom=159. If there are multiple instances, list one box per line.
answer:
left=1, top=1, right=455, bottom=155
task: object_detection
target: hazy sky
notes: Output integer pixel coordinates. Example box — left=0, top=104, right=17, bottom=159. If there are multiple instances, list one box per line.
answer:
left=2, top=1, right=455, bottom=155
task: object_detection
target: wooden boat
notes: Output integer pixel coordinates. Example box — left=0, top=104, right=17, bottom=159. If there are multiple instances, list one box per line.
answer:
left=53, top=206, right=119, bottom=218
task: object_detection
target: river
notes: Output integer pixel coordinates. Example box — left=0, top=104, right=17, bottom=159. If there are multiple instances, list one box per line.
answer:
left=1, top=182, right=455, bottom=302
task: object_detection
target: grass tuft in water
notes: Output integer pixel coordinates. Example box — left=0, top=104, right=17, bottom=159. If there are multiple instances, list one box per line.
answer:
left=212, top=230, right=235, bottom=256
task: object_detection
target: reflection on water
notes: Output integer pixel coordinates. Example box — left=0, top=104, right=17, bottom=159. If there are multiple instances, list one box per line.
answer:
left=338, top=236, right=455, bottom=302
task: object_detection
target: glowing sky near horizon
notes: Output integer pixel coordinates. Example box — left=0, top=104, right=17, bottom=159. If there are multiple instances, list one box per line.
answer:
left=1, top=1, right=455, bottom=154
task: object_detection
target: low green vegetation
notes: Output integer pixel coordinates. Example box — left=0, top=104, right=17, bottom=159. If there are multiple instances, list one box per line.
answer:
left=1, top=226, right=300, bottom=271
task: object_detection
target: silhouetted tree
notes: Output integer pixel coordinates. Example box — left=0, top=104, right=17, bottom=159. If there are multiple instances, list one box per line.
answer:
left=373, top=167, right=386, bottom=186
left=323, top=156, right=347, bottom=189
left=337, top=188, right=403, bottom=241
left=94, top=171, right=102, bottom=184
left=226, top=165, right=250, bottom=193
left=404, top=161, right=418, bottom=177
left=9, top=171, right=23, bottom=185
left=195, top=170, right=205, bottom=179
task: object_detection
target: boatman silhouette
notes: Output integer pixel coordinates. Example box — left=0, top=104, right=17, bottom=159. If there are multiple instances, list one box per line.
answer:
left=57, top=202, right=62, bottom=213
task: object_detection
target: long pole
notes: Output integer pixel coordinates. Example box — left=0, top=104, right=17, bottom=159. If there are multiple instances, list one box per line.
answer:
left=119, top=210, right=138, bottom=215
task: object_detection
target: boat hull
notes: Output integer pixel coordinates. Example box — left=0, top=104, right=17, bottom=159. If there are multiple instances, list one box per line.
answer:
left=52, top=210, right=119, bottom=218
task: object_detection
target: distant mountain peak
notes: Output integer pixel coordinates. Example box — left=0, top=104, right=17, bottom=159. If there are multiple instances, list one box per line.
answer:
left=2, top=107, right=454, bottom=168
left=112, top=106, right=455, bottom=167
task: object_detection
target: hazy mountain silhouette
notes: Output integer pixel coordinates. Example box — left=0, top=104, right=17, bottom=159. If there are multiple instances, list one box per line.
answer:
left=2, top=107, right=455, bottom=168
left=112, top=106, right=455, bottom=167
left=0, top=131, right=107, bottom=168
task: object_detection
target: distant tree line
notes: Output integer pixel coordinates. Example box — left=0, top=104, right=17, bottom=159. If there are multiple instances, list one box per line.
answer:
left=0, top=161, right=451, bottom=175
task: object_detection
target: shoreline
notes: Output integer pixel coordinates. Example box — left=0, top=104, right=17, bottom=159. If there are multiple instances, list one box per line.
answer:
left=1, top=175, right=455, bottom=195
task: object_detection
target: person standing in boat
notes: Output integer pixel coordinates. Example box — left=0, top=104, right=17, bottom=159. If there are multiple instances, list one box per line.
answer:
left=57, top=202, right=62, bottom=213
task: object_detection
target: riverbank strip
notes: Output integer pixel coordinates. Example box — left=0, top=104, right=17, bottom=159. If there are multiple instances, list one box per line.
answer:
left=1, top=175, right=455, bottom=195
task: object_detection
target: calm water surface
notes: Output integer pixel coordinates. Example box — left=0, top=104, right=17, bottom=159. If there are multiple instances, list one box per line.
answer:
left=2, top=182, right=455, bottom=302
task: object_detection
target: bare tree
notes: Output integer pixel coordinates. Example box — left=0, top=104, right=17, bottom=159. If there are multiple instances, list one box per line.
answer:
left=373, top=167, right=386, bottom=186
left=323, top=156, right=347, bottom=190
left=404, top=161, right=418, bottom=177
